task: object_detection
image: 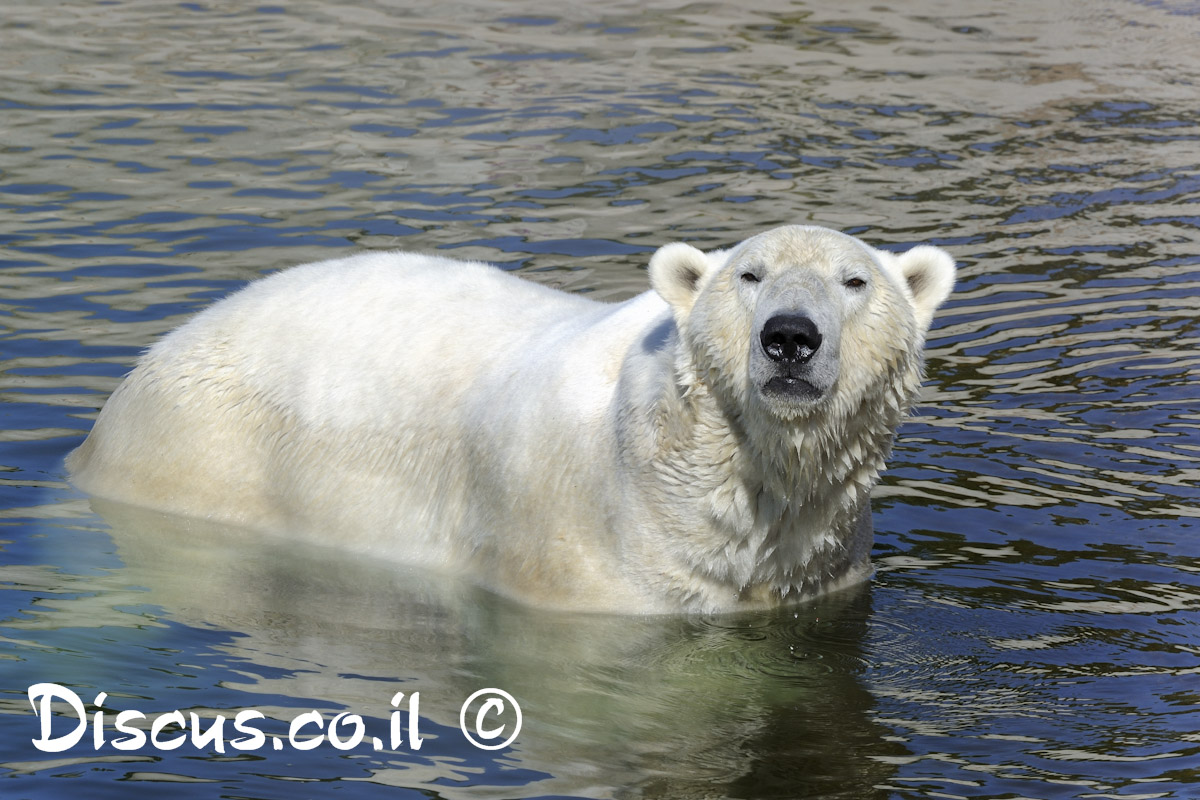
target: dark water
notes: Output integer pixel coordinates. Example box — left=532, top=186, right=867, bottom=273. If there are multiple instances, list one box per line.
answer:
left=3, top=1, right=1199, bottom=797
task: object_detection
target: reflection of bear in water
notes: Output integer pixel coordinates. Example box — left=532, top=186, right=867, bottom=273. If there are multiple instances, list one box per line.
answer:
left=88, top=499, right=908, bottom=800
left=69, top=225, right=953, bottom=613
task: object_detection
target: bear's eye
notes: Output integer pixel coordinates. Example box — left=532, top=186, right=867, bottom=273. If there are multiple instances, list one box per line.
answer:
left=740, top=272, right=760, bottom=284
left=844, top=277, right=867, bottom=290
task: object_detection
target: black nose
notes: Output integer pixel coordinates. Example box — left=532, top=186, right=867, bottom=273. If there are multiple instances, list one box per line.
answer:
left=760, top=314, right=822, bottom=363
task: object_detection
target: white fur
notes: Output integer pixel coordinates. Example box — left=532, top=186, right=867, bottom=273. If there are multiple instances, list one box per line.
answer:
left=68, top=225, right=954, bottom=614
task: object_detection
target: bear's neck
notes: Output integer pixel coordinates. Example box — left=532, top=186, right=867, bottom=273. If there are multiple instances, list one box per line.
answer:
left=640, top=352, right=912, bottom=609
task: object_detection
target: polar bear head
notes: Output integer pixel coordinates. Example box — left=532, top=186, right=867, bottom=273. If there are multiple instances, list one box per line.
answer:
left=649, top=225, right=954, bottom=424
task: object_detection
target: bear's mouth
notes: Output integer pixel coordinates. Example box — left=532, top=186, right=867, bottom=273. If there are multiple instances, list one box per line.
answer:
left=763, top=374, right=823, bottom=401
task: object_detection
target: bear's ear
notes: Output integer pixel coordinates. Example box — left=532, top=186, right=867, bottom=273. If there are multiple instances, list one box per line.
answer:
left=649, top=242, right=713, bottom=318
left=894, top=245, right=955, bottom=332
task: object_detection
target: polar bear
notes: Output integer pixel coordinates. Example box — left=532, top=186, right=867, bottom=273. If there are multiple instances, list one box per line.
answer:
left=68, top=225, right=954, bottom=614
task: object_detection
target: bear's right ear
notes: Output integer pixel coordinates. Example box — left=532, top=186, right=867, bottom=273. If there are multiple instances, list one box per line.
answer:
left=649, top=242, right=713, bottom=318
left=895, top=245, right=956, bottom=333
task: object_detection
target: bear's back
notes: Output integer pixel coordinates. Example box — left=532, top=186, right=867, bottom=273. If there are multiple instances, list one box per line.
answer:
left=66, top=251, right=660, bottom=544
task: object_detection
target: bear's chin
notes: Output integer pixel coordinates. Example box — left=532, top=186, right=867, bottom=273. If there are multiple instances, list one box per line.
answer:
left=763, top=375, right=823, bottom=401
left=757, top=377, right=827, bottom=420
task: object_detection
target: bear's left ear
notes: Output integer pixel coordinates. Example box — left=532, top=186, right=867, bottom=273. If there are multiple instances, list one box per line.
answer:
left=894, top=245, right=955, bottom=332
left=649, top=242, right=714, bottom=318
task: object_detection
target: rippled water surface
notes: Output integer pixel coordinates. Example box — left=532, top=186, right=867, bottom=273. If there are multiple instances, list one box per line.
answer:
left=3, top=1, right=1200, bottom=797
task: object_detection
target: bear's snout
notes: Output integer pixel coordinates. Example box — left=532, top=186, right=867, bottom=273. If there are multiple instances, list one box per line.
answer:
left=760, top=314, right=822, bottom=364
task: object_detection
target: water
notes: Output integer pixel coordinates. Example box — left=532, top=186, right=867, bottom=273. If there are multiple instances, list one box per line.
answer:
left=2, top=0, right=1199, bottom=797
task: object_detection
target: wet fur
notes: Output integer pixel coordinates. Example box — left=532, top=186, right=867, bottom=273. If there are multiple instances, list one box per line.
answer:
left=69, top=225, right=953, bottom=613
